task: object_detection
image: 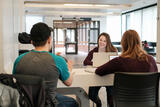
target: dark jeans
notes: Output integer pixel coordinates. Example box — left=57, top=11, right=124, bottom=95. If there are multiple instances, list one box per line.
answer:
left=56, top=93, right=79, bottom=107
left=88, top=86, right=113, bottom=107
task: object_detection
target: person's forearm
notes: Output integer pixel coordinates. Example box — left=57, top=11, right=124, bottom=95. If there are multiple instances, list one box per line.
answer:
left=83, top=60, right=93, bottom=66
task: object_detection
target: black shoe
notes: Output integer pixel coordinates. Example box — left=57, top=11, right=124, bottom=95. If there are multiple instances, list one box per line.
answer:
left=96, top=102, right=102, bottom=107
left=108, top=104, right=113, bottom=107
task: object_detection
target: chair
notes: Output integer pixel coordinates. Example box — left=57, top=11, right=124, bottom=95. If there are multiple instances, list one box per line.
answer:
left=13, top=74, right=46, bottom=107
left=113, top=72, right=159, bottom=107
left=57, top=87, right=89, bottom=107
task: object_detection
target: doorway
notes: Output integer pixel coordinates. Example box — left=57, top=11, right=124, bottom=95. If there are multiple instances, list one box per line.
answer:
left=53, top=20, right=100, bottom=54
left=53, top=20, right=78, bottom=54
left=64, top=28, right=78, bottom=54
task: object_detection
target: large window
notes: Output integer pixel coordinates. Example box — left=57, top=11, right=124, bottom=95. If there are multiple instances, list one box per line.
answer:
left=54, top=29, right=64, bottom=44
left=66, top=29, right=75, bottom=42
left=122, top=6, right=157, bottom=42
left=127, top=10, right=142, bottom=38
left=142, top=6, right=157, bottom=42
left=122, top=15, right=126, bottom=35
left=25, top=15, right=43, bottom=33
left=106, top=15, right=121, bottom=42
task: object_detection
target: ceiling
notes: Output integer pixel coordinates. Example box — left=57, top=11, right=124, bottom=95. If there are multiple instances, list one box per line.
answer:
left=24, top=0, right=157, bottom=17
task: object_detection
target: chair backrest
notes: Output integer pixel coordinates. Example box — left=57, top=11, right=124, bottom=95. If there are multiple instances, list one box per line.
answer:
left=13, top=74, right=46, bottom=107
left=113, top=72, right=159, bottom=107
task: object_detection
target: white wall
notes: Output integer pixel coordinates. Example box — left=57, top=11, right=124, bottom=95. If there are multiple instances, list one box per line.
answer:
left=106, top=15, right=121, bottom=42
left=44, top=16, right=62, bottom=28
left=0, top=1, right=3, bottom=73
left=92, top=17, right=107, bottom=33
left=0, top=0, right=24, bottom=73
left=157, top=0, right=160, bottom=62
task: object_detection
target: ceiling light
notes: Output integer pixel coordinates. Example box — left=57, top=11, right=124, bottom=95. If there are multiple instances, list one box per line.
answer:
left=25, top=3, right=131, bottom=9
left=64, top=4, right=93, bottom=7
left=54, top=22, right=73, bottom=24
left=95, top=5, right=110, bottom=7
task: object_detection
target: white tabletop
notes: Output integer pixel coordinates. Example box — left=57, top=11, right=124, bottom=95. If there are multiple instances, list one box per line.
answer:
left=58, top=64, right=160, bottom=88
left=57, top=67, right=114, bottom=87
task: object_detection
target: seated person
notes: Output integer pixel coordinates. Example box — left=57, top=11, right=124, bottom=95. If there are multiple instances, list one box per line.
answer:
left=83, top=32, right=117, bottom=107
left=144, top=40, right=149, bottom=48
left=12, top=22, right=78, bottom=107
left=95, top=30, right=158, bottom=107
left=143, top=40, right=149, bottom=51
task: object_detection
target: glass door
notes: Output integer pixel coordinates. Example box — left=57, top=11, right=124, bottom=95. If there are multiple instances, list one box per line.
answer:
left=88, top=21, right=100, bottom=51
left=65, top=28, right=78, bottom=54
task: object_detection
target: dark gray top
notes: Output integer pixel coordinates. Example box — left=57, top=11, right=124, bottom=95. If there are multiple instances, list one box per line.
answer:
left=13, top=50, right=70, bottom=104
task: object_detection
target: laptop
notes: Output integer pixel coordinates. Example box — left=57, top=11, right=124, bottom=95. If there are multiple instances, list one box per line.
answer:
left=92, top=52, right=118, bottom=67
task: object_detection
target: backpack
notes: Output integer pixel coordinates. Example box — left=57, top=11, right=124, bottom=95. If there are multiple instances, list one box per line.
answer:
left=0, top=74, right=32, bottom=107
left=18, top=32, right=31, bottom=44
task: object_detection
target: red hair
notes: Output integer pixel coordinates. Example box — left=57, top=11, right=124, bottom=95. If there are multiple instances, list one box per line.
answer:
left=121, top=30, right=148, bottom=62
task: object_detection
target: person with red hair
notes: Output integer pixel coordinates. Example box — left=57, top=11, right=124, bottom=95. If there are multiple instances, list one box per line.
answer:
left=95, top=30, right=158, bottom=107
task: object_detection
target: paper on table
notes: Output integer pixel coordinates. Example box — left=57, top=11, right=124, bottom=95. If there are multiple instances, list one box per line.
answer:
left=85, top=67, right=96, bottom=73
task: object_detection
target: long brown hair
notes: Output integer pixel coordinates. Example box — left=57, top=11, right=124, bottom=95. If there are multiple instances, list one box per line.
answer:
left=97, top=32, right=117, bottom=52
left=121, top=30, right=148, bottom=61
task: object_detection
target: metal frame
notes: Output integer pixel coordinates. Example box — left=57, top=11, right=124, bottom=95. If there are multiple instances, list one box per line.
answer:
left=57, top=87, right=89, bottom=107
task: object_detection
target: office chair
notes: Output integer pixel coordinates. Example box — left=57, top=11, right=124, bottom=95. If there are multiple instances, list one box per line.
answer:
left=13, top=74, right=46, bottom=107
left=113, top=72, right=159, bottom=107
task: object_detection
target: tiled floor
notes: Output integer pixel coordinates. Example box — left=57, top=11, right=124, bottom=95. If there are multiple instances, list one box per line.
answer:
left=55, top=47, right=87, bottom=68
left=56, top=48, right=108, bottom=107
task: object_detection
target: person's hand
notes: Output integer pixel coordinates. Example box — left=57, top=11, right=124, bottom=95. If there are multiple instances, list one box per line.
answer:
left=56, top=52, right=68, bottom=62
left=56, top=52, right=61, bottom=56
left=67, top=60, right=73, bottom=72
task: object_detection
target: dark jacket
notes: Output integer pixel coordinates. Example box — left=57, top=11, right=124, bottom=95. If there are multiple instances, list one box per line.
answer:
left=83, top=47, right=98, bottom=65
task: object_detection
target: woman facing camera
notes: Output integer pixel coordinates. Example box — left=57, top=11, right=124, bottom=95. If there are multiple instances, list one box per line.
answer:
left=83, top=32, right=117, bottom=107
left=83, top=32, right=117, bottom=65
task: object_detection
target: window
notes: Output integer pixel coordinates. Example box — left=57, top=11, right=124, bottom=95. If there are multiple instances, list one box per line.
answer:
left=66, top=29, right=75, bottom=42
left=25, top=15, right=43, bottom=33
left=57, top=29, right=64, bottom=44
left=142, top=6, right=157, bottom=42
left=122, top=6, right=157, bottom=42
left=127, top=10, right=142, bottom=38
left=122, top=15, right=126, bottom=34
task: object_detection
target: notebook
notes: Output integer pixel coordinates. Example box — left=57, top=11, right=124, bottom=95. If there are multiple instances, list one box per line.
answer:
left=92, top=52, right=118, bottom=67
left=84, top=67, right=96, bottom=73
